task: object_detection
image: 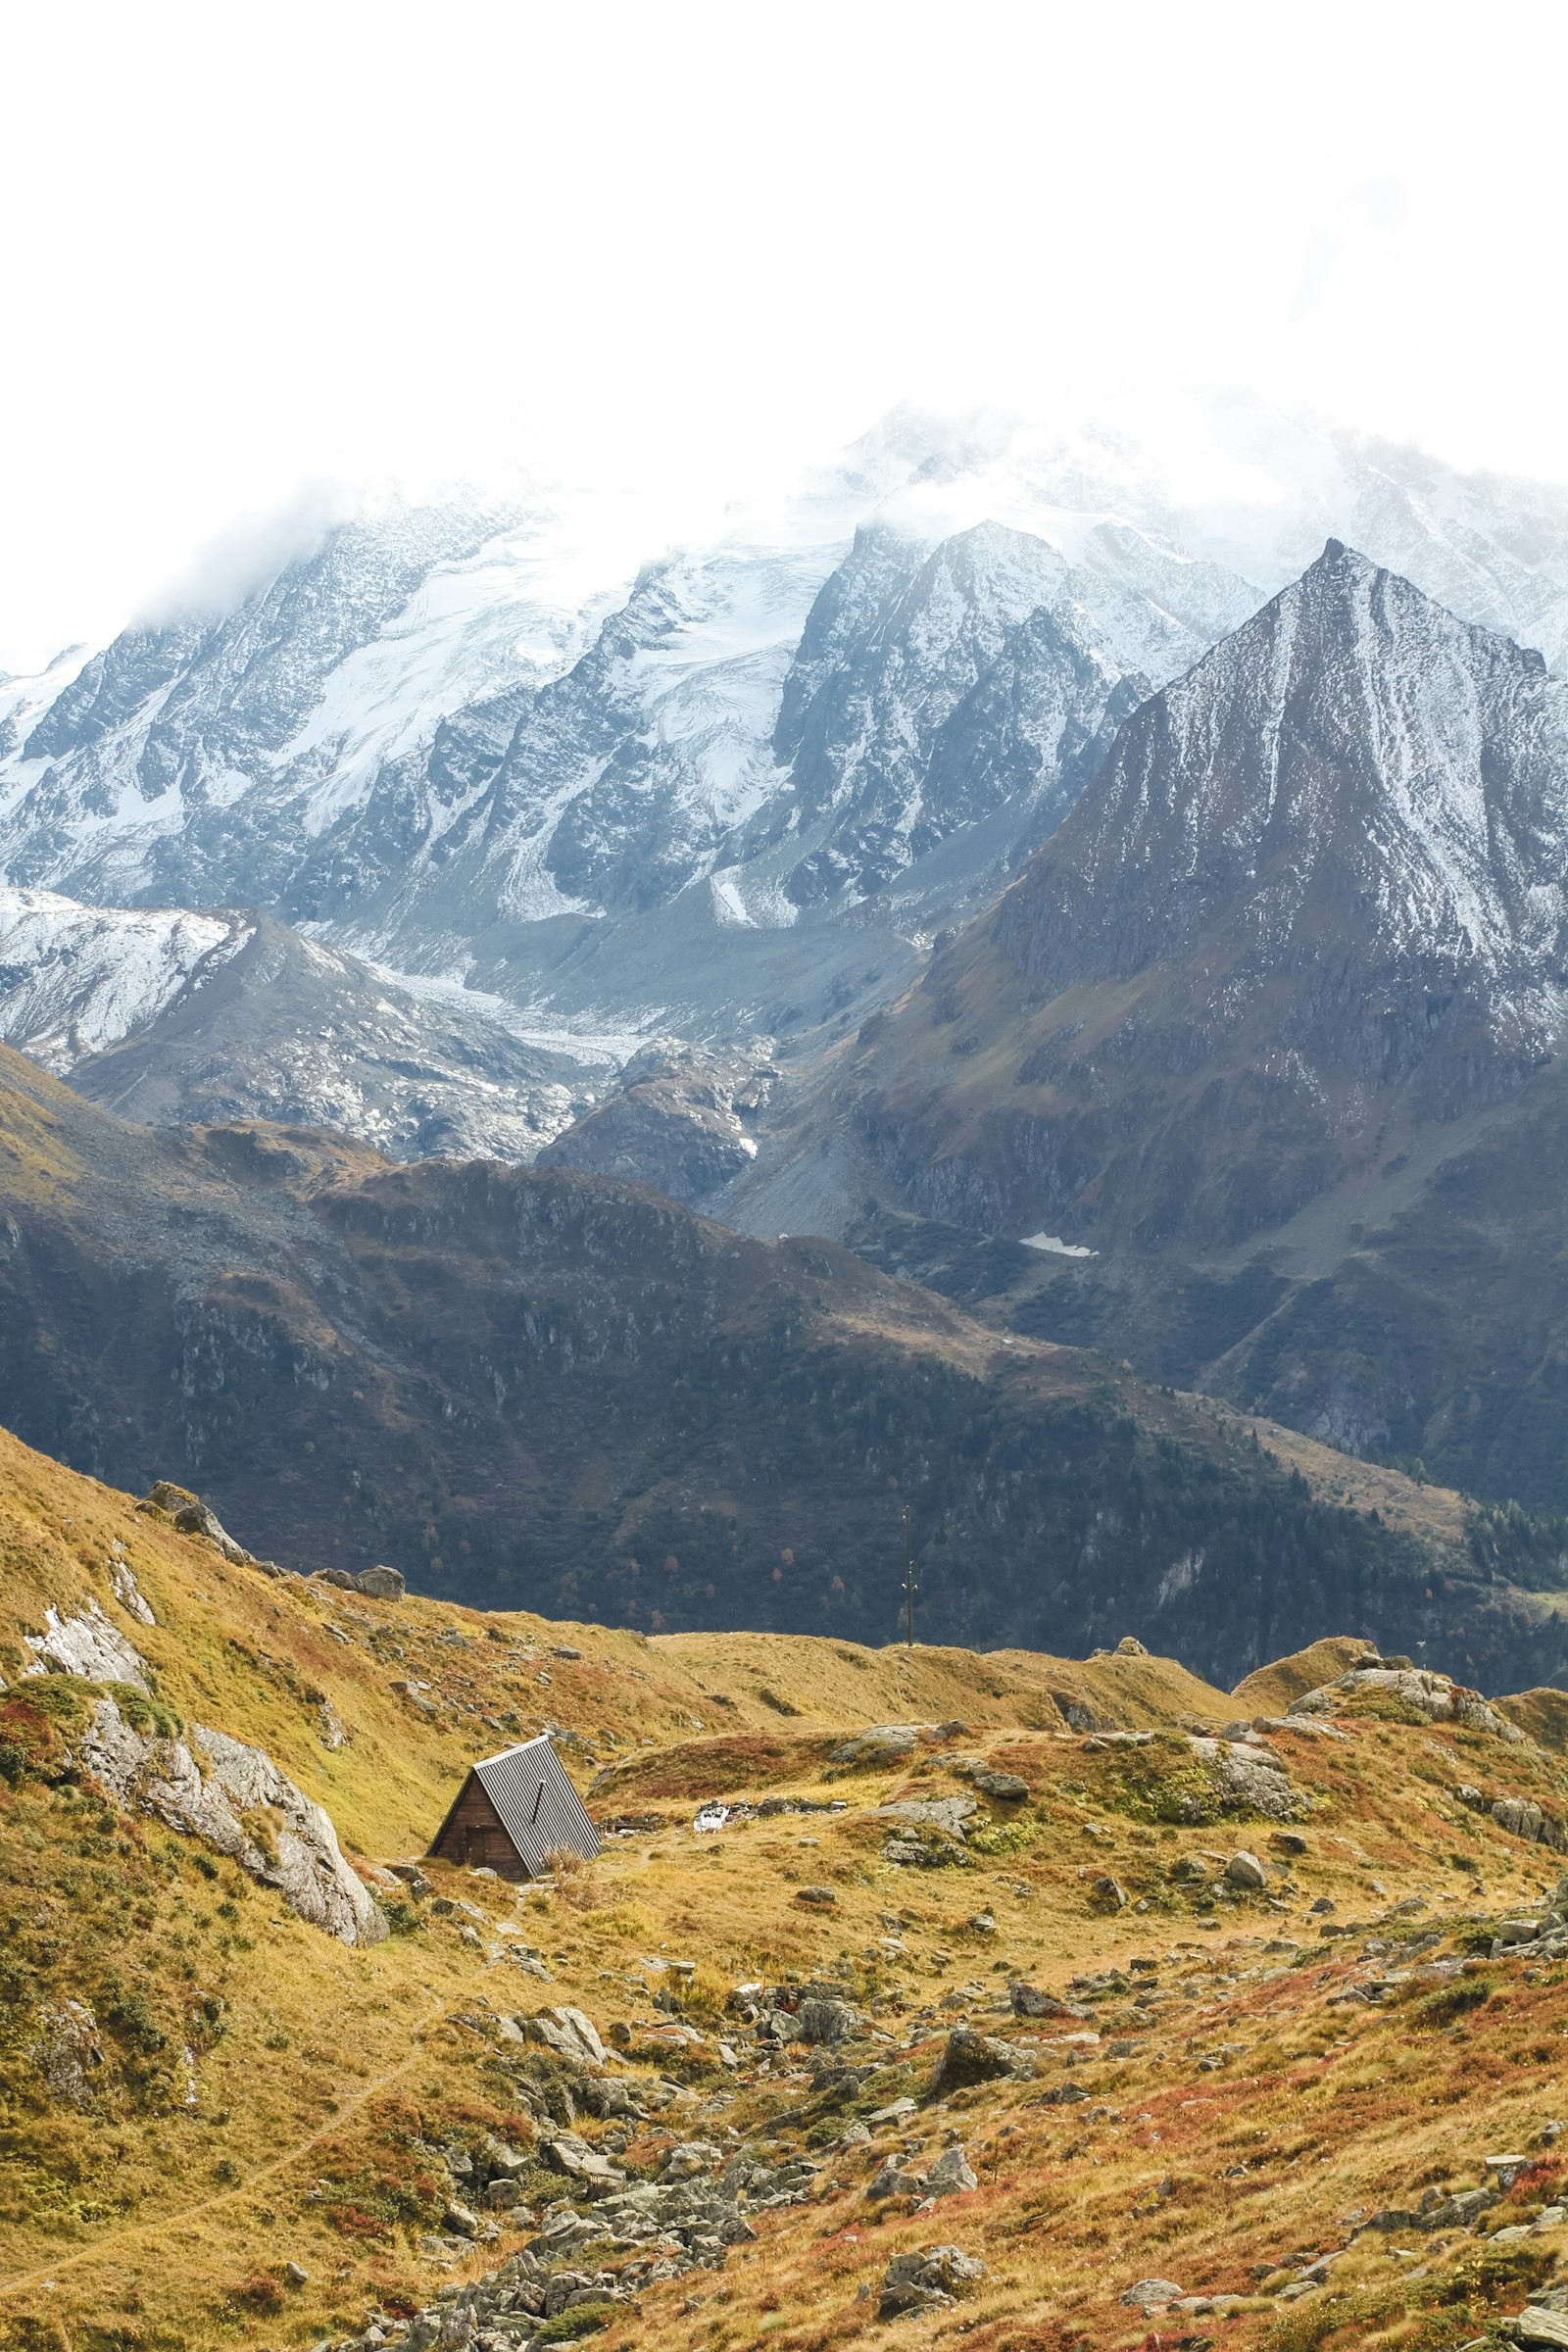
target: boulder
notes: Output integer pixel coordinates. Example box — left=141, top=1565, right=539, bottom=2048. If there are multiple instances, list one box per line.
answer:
left=879, top=2245, right=986, bottom=2319
left=925, top=2144, right=978, bottom=2197
left=1114, top=1637, right=1151, bottom=1656
left=1226, top=1851, right=1270, bottom=1890
left=78, top=1694, right=386, bottom=1945
left=796, top=1886, right=838, bottom=1909
left=1009, top=1982, right=1084, bottom=2020
left=545, top=2135, right=624, bottom=2188
left=1092, top=1875, right=1129, bottom=1908
left=796, top=1996, right=862, bottom=2044
left=927, top=2027, right=1032, bottom=2099
left=866, top=2160, right=923, bottom=2201
left=150, top=1483, right=255, bottom=1565
left=1122, top=2278, right=1186, bottom=2308
left=829, top=1726, right=921, bottom=1765
left=875, top=1796, right=978, bottom=1838
left=356, top=1564, right=406, bottom=1600
left=1506, top=2310, right=1568, bottom=2348
left=523, top=2006, right=606, bottom=2066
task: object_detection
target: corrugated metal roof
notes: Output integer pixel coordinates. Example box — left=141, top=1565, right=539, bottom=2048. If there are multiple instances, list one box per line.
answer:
left=461, top=1735, right=600, bottom=1874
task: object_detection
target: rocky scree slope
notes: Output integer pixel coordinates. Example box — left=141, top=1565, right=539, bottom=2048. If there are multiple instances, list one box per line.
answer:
left=9, top=1433, right=1568, bottom=2352
left=0, top=1041, right=1553, bottom=1685
left=0, top=888, right=597, bottom=1160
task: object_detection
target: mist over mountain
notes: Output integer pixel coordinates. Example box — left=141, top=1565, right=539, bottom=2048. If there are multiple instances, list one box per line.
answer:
left=6, top=405, right=1568, bottom=1060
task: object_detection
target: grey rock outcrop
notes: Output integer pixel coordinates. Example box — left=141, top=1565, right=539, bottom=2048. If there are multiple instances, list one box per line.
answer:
left=29, top=1999, right=108, bottom=2107
left=78, top=1693, right=385, bottom=1944
left=24, top=1599, right=152, bottom=1690
left=539, top=1042, right=774, bottom=1208
left=1290, top=1663, right=1525, bottom=1740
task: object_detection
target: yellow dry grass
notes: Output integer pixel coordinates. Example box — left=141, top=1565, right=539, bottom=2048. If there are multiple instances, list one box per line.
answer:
left=3, top=1424, right=1568, bottom=2352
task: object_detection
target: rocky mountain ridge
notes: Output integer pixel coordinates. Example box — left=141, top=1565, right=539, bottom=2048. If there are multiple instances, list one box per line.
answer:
left=8, top=411, right=1568, bottom=1053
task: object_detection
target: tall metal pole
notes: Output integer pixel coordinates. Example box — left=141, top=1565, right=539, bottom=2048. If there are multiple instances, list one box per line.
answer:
left=905, top=1504, right=913, bottom=1647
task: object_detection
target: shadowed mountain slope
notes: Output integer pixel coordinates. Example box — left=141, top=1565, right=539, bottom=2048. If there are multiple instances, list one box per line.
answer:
left=0, top=1042, right=1558, bottom=1685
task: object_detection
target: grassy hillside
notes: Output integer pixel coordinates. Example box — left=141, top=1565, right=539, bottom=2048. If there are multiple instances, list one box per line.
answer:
left=9, top=1425, right=1568, bottom=2351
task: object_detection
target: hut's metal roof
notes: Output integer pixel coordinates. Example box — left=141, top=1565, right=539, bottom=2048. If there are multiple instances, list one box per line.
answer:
left=434, top=1734, right=599, bottom=1874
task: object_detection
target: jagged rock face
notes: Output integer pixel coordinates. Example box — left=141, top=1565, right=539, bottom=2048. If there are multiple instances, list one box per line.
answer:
left=754, top=522, right=1159, bottom=907
left=858, top=546, right=1568, bottom=1250
left=995, top=543, right=1568, bottom=1096
left=3, top=501, right=557, bottom=912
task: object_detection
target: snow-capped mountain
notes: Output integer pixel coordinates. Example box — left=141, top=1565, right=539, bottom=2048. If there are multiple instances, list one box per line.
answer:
left=0, top=888, right=252, bottom=1071
left=6, top=401, right=1568, bottom=1061
left=0, top=885, right=600, bottom=1159
left=998, top=541, right=1568, bottom=1076
left=849, top=543, right=1568, bottom=1250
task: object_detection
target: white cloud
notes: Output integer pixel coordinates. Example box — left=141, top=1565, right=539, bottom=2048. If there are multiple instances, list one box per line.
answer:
left=3, top=0, right=1566, bottom=669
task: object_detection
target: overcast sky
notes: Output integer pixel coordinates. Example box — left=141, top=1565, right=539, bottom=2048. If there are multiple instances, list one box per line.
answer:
left=4, top=0, right=1566, bottom=672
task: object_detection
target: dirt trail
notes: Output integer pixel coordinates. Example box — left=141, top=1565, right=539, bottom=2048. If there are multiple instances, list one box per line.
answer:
left=0, top=1987, right=457, bottom=2303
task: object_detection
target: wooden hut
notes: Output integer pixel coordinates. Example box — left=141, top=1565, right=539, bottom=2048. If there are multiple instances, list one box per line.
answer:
left=427, top=1734, right=600, bottom=1879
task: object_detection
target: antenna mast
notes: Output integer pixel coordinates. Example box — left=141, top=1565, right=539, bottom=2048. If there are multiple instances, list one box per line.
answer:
left=904, top=1504, right=914, bottom=1647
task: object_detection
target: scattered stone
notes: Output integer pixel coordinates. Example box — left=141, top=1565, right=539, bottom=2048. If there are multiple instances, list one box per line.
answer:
left=796, top=1886, right=838, bottom=1909
left=283, top=2261, right=309, bottom=2286
left=1114, top=1637, right=1151, bottom=1656
left=1092, top=1875, right=1129, bottom=1908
